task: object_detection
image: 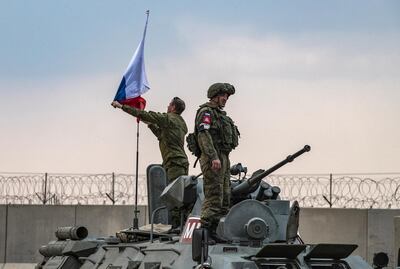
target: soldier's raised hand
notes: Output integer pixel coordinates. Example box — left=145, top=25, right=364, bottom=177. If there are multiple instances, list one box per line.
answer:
left=111, top=101, right=123, bottom=109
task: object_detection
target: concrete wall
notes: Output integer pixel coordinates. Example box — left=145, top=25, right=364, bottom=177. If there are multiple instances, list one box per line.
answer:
left=300, top=208, right=400, bottom=268
left=0, top=206, right=6, bottom=263
left=300, top=208, right=368, bottom=258
left=395, top=216, right=400, bottom=268
left=368, top=210, right=400, bottom=268
left=6, top=205, right=75, bottom=263
left=0, top=205, right=398, bottom=267
left=75, top=205, right=147, bottom=238
left=0, top=263, right=36, bottom=269
left=0, top=205, right=146, bottom=263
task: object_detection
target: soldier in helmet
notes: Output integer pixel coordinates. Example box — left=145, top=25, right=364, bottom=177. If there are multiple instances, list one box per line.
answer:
left=194, top=83, right=240, bottom=241
left=111, top=97, right=189, bottom=230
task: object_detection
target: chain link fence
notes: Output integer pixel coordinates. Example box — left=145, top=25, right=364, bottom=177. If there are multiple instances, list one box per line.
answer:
left=1, top=172, right=399, bottom=208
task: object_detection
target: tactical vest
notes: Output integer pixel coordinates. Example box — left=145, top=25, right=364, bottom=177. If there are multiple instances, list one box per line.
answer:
left=187, top=103, right=240, bottom=157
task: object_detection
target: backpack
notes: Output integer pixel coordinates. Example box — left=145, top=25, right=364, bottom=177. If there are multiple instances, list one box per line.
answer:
left=186, top=107, right=204, bottom=162
left=186, top=132, right=200, bottom=158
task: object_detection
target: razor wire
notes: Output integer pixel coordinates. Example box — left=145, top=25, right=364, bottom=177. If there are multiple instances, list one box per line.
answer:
left=1, top=172, right=400, bottom=208
left=0, top=173, right=147, bottom=205
left=267, top=173, right=400, bottom=209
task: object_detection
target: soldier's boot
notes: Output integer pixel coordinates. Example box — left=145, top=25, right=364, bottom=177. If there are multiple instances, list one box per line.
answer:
left=204, top=223, right=226, bottom=244
left=167, top=227, right=181, bottom=234
left=205, top=233, right=217, bottom=245
left=170, top=207, right=181, bottom=230
left=200, top=222, right=216, bottom=245
left=210, top=231, right=227, bottom=243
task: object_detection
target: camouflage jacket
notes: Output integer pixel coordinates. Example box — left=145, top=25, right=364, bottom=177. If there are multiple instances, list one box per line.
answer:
left=195, top=102, right=239, bottom=160
left=122, top=105, right=189, bottom=168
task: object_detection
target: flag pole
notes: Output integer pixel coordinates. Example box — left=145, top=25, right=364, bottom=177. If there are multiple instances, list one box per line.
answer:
left=132, top=9, right=150, bottom=231
left=133, top=120, right=140, bottom=229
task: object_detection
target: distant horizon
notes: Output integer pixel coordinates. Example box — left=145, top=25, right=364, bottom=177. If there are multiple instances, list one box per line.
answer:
left=2, top=169, right=400, bottom=177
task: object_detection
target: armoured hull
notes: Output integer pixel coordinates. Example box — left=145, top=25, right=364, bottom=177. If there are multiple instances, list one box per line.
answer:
left=37, top=232, right=373, bottom=269
left=36, top=146, right=375, bottom=269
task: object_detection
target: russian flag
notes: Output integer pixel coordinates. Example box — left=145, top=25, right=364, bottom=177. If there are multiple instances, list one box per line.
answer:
left=114, top=11, right=150, bottom=111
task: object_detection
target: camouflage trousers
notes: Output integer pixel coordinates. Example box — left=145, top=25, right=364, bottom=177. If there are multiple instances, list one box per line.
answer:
left=164, top=163, right=189, bottom=229
left=199, top=152, right=230, bottom=232
left=165, top=164, right=188, bottom=183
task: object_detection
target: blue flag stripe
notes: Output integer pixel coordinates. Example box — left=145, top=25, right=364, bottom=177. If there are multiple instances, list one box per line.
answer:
left=114, top=77, right=127, bottom=101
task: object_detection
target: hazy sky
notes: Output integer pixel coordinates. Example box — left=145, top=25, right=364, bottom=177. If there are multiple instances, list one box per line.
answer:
left=0, top=1, right=399, bottom=175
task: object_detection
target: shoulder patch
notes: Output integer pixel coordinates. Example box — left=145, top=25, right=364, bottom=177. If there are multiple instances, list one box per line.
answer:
left=202, top=113, right=211, bottom=124
left=198, top=112, right=211, bottom=131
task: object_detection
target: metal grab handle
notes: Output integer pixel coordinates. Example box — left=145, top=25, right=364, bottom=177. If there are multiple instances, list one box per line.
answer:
left=150, top=205, right=167, bottom=242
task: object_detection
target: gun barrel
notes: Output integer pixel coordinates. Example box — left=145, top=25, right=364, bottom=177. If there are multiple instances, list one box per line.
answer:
left=39, top=241, right=68, bottom=257
left=55, top=226, right=88, bottom=240
left=250, top=144, right=310, bottom=184
left=232, top=145, right=311, bottom=195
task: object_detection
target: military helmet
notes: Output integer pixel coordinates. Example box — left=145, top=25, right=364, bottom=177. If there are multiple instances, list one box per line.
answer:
left=207, top=83, right=235, bottom=99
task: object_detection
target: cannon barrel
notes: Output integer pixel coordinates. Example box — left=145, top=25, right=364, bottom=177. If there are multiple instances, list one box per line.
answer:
left=39, top=240, right=68, bottom=257
left=55, top=226, right=88, bottom=240
left=232, top=145, right=311, bottom=195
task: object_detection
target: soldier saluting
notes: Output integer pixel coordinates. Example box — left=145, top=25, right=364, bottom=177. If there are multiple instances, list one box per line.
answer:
left=190, top=83, right=240, bottom=242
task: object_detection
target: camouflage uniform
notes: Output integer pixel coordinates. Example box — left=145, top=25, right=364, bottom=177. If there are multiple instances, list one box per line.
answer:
left=122, top=105, right=189, bottom=180
left=195, top=95, right=239, bottom=233
left=122, top=105, right=189, bottom=228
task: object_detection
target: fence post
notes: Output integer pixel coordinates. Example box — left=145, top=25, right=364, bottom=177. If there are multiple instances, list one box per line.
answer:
left=112, top=172, right=115, bottom=205
left=43, top=172, right=48, bottom=205
left=106, top=172, right=116, bottom=205
left=329, top=173, right=332, bottom=208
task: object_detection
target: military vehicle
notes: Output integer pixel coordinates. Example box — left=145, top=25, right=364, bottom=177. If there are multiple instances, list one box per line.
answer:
left=36, top=145, right=375, bottom=269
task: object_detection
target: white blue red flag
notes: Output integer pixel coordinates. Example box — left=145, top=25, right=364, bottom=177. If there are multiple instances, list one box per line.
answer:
left=114, top=11, right=150, bottom=111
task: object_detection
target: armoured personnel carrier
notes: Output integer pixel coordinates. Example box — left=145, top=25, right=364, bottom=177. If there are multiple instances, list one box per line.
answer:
left=36, top=145, right=375, bottom=269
